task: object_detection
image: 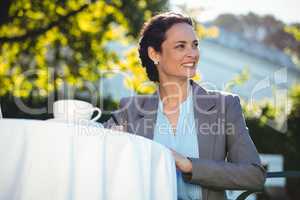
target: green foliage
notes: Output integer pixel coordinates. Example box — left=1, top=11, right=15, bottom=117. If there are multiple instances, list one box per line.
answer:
left=0, top=0, right=168, bottom=99
left=244, top=84, right=300, bottom=195
left=284, top=25, right=300, bottom=67
left=286, top=85, right=300, bottom=161
left=224, top=67, right=250, bottom=92
left=285, top=26, right=300, bottom=42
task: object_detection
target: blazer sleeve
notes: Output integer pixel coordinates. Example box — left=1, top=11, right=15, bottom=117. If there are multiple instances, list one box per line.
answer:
left=103, top=97, right=129, bottom=130
left=183, top=94, right=266, bottom=191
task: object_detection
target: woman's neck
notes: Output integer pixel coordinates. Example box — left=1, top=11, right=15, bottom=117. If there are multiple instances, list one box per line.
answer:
left=158, top=79, right=190, bottom=106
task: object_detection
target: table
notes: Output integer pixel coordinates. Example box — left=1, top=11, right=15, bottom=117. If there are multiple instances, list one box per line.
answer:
left=0, top=119, right=177, bottom=200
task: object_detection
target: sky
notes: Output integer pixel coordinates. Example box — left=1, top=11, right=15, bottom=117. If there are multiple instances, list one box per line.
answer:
left=171, top=0, right=300, bottom=24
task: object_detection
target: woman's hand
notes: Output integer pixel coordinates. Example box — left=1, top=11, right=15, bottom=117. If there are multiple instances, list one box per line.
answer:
left=170, top=149, right=192, bottom=173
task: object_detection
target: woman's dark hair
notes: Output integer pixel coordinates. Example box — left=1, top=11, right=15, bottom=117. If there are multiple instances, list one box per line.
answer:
left=138, top=12, right=193, bottom=82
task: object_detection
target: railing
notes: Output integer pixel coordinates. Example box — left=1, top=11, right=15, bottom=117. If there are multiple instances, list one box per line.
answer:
left=235, top=171, right=300, bottom=200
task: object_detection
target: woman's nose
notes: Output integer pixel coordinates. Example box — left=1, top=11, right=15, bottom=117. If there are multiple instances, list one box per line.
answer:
left=187, top=47, right=199, bottom=59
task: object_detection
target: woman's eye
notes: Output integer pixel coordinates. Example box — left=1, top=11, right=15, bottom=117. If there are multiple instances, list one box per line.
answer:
left=176, top=44, right=185, bottom=49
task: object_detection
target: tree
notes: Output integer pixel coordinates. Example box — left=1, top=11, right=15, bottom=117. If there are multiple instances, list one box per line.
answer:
left=284, top=25, right=300, bottom=67
left=0, top=0, right=168, bottom=101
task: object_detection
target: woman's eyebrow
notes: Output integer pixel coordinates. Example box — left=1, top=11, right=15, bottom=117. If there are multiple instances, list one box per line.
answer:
left=175, top=41, right=186, bottom=44
left=175, top=40, right=198, bottom=44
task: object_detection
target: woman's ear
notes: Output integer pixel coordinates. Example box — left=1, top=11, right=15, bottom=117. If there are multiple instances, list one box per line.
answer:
left=147, top=46, right=160, bottom=64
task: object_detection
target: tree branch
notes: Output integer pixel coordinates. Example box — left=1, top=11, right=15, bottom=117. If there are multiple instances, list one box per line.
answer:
left=0, top=4, right=89, bottom=43
left=0, top=0, right=13, bottom=26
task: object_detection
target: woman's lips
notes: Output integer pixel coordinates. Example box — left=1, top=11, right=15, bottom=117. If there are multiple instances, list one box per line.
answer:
left=182, top=62, right=196, bottom=68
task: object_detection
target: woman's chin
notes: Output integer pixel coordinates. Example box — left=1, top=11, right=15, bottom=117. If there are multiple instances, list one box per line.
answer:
left=185, top=69, right=196, bottom=78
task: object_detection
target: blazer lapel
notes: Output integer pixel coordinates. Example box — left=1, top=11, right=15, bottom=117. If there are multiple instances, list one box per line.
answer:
left=131, top=92, right=159, bottom=140
left=191, top=81, right=218, bottom=159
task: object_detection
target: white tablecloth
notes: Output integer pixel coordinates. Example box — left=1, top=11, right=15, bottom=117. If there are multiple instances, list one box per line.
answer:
left=0, top=119, right=177, bottom=200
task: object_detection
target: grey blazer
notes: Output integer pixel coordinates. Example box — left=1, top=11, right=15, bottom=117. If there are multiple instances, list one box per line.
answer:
left=104, top=81, right=266, bottom=200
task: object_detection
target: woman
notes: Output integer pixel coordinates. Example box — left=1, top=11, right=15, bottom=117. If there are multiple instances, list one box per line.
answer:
left=104, top=12, right=266, bottom=200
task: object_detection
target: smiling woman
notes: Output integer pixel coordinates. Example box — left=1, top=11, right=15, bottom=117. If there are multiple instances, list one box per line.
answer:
left=104, top=12, right=266, bottom=200
left=148, top=22, right=199, bottom=83
left=138, top=13, right=199, bottom=83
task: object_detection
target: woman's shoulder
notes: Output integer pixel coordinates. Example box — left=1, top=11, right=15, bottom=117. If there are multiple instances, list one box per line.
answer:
left=193, top=81, right=241, bottom=104
left=192, top=81, right=239, bottom=100
left=208, top=89, right=242, bottom=107
left=207, top=89, right=240, bottom=99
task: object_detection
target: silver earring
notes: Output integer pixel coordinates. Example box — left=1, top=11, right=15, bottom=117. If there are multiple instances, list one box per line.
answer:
left=154, top=60, right=159, bottom=65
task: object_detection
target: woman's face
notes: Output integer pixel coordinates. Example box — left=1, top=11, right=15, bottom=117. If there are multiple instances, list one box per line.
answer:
left=155, top=23, right=200, bottom=82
